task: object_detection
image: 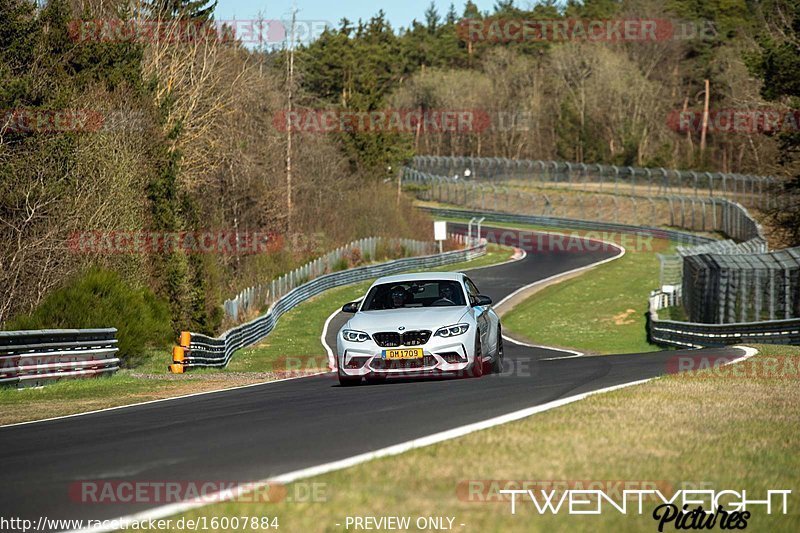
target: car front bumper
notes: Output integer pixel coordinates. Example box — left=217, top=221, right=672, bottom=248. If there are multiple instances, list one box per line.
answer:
left=337, top=335, right=475, bottom=377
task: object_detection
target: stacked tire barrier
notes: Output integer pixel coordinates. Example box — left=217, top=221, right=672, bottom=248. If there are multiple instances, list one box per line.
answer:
left=170, top=241, right=486, bottom=372
left=682, top=248, right=800, bottom=324
left=0, top=328, right=119, bottom=388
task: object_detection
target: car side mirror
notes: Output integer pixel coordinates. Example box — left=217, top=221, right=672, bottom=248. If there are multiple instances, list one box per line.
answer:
left=473, top=294, right=492, bottom=307
left=342, top=302, right=360, bottom=313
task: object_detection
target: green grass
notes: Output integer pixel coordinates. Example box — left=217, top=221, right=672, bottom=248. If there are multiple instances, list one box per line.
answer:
left=170, top=344, right=800, bottom=532
left=0, top=348, right=259, bottom=425
left=502, top=240, right=673, bottom=354
left=659, top=305, right=689, bottom=322
left=227, top=282, right=372, bottom=372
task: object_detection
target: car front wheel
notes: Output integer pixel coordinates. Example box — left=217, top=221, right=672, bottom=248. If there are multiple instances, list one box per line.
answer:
left=470, top=336, right=485, bottom=378
left=491, top=329, right=504, bottom=374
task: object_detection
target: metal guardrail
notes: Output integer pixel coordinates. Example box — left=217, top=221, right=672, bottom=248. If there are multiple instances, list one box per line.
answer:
left=0, top=328, right=119, bottom=388
left=417, top=206, right=716, bottom=246
left=648, top=297, right=800, bottom=348
left=224, top=236, right=436, bottom=321
left=170, top=241, right=487, bottom=372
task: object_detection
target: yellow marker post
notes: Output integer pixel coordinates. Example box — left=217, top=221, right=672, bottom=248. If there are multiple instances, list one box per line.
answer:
left=179, top=331, right=191, bottom=347
left=172, top=346, right=185, bottom=363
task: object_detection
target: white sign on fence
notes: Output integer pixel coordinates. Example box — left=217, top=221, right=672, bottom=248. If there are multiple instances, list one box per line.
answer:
left=434, top=221, right=447, bottom=241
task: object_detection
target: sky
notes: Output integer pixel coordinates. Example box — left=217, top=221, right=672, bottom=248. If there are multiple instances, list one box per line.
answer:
left=213, top=0, right=497, bottom=33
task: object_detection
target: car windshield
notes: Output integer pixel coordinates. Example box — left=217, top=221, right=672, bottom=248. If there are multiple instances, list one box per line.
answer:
left=362, top=280, right=466, bottom=310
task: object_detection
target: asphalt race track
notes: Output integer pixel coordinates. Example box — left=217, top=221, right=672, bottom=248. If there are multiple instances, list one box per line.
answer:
left=0, top=225, right=746, bottom=530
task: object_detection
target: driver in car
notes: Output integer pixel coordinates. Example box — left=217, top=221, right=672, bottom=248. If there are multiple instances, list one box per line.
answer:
left=434, top=283, right=457, bottom=306
left=390, top=286, right=409, bottom=309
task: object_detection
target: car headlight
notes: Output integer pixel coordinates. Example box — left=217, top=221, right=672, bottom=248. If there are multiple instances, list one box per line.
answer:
left=342, top=329, right=371, bottom=342
left=434, top=323, right=470, bottom=337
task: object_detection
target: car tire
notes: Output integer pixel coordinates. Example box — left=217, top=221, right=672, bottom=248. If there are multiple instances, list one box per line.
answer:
left=491, top=329, right=504, bottom=374
left=471, top=336, right=485, bottom=378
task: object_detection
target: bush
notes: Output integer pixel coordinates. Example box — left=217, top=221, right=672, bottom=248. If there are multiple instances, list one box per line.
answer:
left=6, top=269, right=172, bottom=367
left=332, top=257, right=350, bottom=272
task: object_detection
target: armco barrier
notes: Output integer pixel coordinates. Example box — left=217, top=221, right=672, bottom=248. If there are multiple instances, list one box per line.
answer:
left=418, top=206, right=716, bottom=246
left=224, top=236, right=437, bottom=321
left=170, top=241, right=486, bottom=371
left=0, top=328, right=119, bottom=388
left=648, top=296, right=800, bottom=348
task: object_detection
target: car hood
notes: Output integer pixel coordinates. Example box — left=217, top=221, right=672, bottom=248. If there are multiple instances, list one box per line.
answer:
left=346, top=306, right=470, bottom=333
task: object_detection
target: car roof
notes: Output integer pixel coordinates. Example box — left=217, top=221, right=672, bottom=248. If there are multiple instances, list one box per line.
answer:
left=372, top=272, right=465, bottom=285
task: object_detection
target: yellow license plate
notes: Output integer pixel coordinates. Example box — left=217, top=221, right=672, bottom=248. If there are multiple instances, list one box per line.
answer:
left=384, top=348, right=424, bottom=360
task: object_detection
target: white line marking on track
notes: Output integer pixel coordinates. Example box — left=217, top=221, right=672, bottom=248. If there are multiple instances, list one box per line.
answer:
left=65, top=345, right=757, bottom=533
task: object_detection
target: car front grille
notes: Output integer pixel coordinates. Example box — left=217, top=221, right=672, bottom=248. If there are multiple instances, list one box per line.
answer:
left=372, top=330, right=432, bottom=347
left=370, top=355, right=437, bottom=370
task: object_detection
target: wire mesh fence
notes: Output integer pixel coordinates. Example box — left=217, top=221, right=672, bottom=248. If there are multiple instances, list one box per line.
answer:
left=412, top=155, right=779, bottom=210
left=405, top=168, right=765, bottom=243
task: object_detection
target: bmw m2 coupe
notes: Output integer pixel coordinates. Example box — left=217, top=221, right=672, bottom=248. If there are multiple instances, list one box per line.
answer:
left=336, top=272, right=503, bottom=385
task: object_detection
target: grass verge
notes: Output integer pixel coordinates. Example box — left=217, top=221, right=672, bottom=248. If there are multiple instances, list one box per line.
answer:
left=171, top=344, right=800, bottom=532
left=0, top=244, right=514, bottom=425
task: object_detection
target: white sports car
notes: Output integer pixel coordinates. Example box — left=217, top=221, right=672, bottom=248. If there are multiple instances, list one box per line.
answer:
left=336, top=272, right=503, bottom=386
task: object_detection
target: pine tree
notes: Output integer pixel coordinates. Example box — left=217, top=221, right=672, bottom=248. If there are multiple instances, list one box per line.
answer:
left=445, top=3, right=458, bottom=25
left=424, top=1, right=440, bottom=34
left=750, top=0, right=800, bottom=245
left=146, top=0, right=218, bottom=20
